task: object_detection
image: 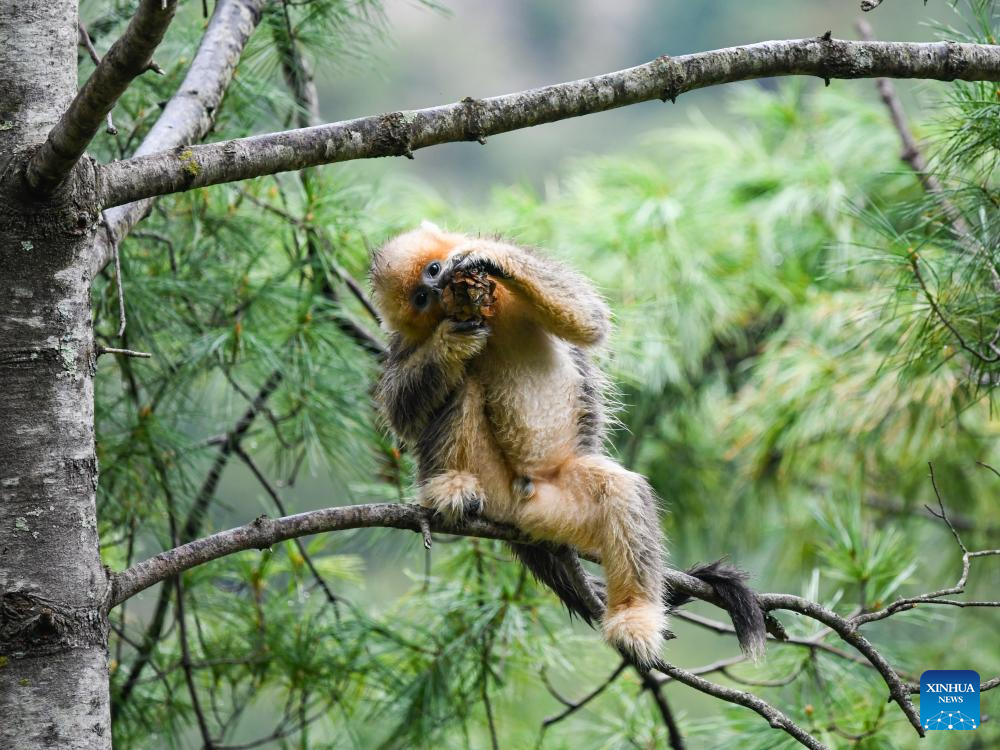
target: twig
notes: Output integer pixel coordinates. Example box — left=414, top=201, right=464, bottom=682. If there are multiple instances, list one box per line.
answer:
left=78, top=21, right=102, bottom=65
left=232, top=445, right=341, bottom=612
left=649, top=658, right=828, bottom=750
left=541, top=660, right=628, bottom=727
left=481, top=660, right=499, bottom=750
left=101, top=210, right=128, bottom=337
left=97, top=346, right=151, bottom=358
left=857, top=19, right=1000, bottom=295
left=78, top=23, right=122, bottom=135
left=175, top=577, right=216, bottom=748
left=418, top=515, right=432, bottom=550
left=909, top=251, right=999, bottom=363
left=132, top=230, right=177, bottom=273
left=235, top=187, right=384, bottom=332
left=721, top=658, right=808, bottom=688
left=673, top=610, right=884, bottom=674
left=853, top=463, right=1000, bottom=627
left=639, top=669, right=685, bottom=750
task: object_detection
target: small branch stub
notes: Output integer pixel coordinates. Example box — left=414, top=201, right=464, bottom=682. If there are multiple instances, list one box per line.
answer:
left=97, top=347, right=151, bottom=359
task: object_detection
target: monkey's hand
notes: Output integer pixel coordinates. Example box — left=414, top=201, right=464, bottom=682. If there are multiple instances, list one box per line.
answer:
left=420, top=471, right=485, bottom=521
left=433, top=317, right=491, bottom=365
left=447, top=240, right=610, bottom=346
left=447, top=246, right=516, bottom=283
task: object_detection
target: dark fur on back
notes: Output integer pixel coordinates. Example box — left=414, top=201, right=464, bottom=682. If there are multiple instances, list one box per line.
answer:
left=413, top=390, right=462, bottom=482
left=377, top=334, right=449, bottom=442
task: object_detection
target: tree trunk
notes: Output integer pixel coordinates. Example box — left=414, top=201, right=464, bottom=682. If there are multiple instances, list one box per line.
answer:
left=0, top=1, right=111, bottom=748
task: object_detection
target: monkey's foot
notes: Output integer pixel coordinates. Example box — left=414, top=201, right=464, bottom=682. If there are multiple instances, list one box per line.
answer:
left=420, top=471, right=485, bottom=522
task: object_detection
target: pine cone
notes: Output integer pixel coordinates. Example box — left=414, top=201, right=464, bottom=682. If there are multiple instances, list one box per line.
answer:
left=440, top=268, right=497, bottom=323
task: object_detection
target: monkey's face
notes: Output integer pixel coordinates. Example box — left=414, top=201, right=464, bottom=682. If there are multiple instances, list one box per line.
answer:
left=370, top=225, right=465, bottom=344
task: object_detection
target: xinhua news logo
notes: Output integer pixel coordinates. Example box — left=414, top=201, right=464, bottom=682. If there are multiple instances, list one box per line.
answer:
left=920, top=670, right=980, bottom=731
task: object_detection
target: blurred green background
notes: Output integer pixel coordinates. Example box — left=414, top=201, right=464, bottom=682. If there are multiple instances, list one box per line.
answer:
left=316, top=0, right=956, bottom=198
left=87, top=0, right=1000, bottom=748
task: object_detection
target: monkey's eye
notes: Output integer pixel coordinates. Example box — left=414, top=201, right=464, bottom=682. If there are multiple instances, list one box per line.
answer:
left=412, top=288, right=430, bottom=310
left=426, top=261, right=441, bottom=278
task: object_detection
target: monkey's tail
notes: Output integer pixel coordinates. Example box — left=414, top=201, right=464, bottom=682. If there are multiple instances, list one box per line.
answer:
left=507, top=542, right=605, bottom=625
left=510, top=545, right=767, bottom=663
left=665, top=559, right=767, bottom=661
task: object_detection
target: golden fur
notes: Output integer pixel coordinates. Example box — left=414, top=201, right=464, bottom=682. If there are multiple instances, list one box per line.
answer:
left=371, top=223, right=667, bottom=666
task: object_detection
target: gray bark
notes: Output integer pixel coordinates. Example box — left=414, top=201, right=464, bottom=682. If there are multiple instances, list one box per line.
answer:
left=0, top=1, right=111, bottom=748
left=110, top=502, right=747, bottom=619
left=25, top=0, right=178, bottom=195
left=90, top=0, right=266, bottom=277
left=97, top=36, right=1000, bottom=208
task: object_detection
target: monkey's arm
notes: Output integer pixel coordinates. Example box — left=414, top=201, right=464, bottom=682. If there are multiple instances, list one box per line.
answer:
left=450, top=240, right=610, bottom=346
left=376, top=321, right=488, bottom=443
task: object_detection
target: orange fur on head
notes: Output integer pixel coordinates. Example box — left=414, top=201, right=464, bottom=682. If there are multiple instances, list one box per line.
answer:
left=370, top=223, right=466, bottom=344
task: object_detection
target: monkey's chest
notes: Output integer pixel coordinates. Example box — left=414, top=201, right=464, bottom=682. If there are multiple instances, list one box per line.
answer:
left=479, top=356, right=581, bottom=475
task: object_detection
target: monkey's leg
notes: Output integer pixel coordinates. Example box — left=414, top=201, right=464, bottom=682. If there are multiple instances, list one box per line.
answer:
left=516, top=456, right=667, bottom=667
left=419, top=471, right=485, bottom=521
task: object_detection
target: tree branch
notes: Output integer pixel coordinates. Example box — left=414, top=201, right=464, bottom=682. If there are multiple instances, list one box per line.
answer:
left=91, top=0, right=267, bottom=276
left=110, top=504, right=529, bottom=607
left=640, top=669, right=686, bottom=750
left=853, top=463, right=1000, bottom=626
left=26, top=0, right=178, bottom=194
left=109, top=502, right=762, bottom=618
left=540, top=660, right=628, bottom=728
left=108, top=474, right=999, bottom=750
left=650, top=660, right=828, bottom=750
left=97, top=36, right=1000, bottom=208
left=857, top=22, right=972, bottom=236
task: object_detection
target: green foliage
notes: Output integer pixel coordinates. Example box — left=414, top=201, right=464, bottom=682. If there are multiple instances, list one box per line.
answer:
left=94, top=1, right=999, bottom=748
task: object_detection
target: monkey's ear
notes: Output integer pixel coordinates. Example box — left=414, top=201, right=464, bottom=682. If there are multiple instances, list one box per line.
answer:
left=420, top=219, right=444, bottom=235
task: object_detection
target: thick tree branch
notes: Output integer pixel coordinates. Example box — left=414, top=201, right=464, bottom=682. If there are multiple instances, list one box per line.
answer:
left=108, top=469, right=999, bottom=750
left=91, top=0, right=267, bottom=276
left=98, top=36, right=1000, bottom=208
left=110, top=504, right=529, bottom=607
left=26, top=0, right=178, bottom=194
left=109, top=501, right=828, bottom=747
left=109, top=502, right=750, bottom=612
